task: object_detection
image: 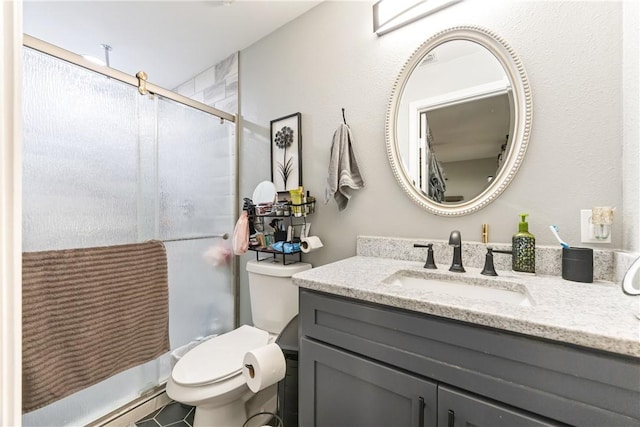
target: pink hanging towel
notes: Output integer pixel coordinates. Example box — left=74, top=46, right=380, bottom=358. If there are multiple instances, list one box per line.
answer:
left=233, top=211, right=250, bottom=255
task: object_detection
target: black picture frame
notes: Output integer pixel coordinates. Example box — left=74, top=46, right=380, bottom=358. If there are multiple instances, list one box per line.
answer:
left=270, top=112, right=302, bottom=191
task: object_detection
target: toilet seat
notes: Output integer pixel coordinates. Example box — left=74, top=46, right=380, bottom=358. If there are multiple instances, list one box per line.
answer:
left=172, top=325, right=269, bottom=386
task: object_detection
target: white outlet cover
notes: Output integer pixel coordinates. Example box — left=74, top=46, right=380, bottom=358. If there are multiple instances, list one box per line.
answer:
left=580, top=209, right=611, bottom=244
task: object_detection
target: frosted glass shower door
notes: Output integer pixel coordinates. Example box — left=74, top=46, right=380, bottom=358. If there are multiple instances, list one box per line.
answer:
left=22, top=47, right=160, bottom=427
left=22, top=48, right=142, bottom=252
left=22, top=46, right=236, bottom=426
left=156, top=97, right=235, bottom=347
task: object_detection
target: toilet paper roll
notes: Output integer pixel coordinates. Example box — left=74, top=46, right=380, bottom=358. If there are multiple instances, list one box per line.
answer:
left=300, top=236, right=323, bottom=253
left=242, top=343, right=286, bottom=393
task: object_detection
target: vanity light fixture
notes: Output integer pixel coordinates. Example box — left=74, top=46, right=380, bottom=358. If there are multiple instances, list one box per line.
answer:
left=373, top=0, right=463, bottom=36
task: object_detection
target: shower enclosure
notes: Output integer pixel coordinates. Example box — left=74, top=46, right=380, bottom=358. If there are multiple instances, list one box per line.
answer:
left=21, top=37, right=237, bottom=426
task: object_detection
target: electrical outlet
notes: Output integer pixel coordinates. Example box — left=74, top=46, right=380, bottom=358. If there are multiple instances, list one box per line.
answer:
left=580, top=209, right=611, bottom=243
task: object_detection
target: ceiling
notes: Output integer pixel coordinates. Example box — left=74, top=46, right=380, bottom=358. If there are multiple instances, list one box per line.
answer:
left=23, top=0, right=322, bottom=89
left=428, top=93, right=511, bottom=164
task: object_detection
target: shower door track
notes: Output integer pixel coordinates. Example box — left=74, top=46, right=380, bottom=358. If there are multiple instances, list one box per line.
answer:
left=22, top=34, right=236, bottom=123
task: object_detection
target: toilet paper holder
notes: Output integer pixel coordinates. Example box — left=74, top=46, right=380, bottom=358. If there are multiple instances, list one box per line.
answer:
left=300, top=235, right=323, bottom=253
left=244, top=363, right=255, bottom=379
left=242, top=343, right=286, bottom=427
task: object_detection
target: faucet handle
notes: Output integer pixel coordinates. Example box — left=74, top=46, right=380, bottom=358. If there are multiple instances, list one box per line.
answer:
left=481, top=247, right=498, bottom=276
left=481, top=247, right=513, bottom=276
left=413, top=243, right=437, bottom=269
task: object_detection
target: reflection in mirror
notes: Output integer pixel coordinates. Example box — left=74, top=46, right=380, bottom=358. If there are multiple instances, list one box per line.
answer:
left=386, top=26, right=532, bottom=216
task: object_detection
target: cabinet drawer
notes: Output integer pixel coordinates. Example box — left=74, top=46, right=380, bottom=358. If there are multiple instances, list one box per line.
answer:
left=300, top=289, right=640, bottom=426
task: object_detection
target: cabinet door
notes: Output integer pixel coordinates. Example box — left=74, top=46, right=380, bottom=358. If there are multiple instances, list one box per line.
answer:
left=438, top=386, right=563, bottom=427
left=300, top=337, right=437, bottom=427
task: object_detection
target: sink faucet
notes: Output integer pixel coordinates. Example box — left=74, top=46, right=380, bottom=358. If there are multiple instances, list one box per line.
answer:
left=448, top=230, right=465, bottom=273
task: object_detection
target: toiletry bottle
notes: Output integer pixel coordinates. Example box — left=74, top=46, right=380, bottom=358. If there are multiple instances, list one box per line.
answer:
left=513, top=213, right=535, bottom=273
left=289, top=188, right=302, bottom=216
left=306, top=191, right=315, bottom=214
left=304, top=190, right=312, bottom=214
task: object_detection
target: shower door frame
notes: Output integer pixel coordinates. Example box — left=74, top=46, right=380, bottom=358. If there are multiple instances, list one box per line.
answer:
left=23, top=35, right=235, bottom=123
left=17, top=33, right=242, bottom=423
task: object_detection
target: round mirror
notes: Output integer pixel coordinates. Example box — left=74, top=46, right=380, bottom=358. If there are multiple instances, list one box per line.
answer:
left=386, top=26, right=532, bottom=216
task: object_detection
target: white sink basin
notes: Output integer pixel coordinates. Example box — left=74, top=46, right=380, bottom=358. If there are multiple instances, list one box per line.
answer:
left=385, top=271, right=533, bottom=307
left=622, top=256, right=640, bottom=296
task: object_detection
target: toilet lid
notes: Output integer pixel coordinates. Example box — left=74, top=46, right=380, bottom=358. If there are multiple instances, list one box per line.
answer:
left=172, top=325, right=269, bottom=386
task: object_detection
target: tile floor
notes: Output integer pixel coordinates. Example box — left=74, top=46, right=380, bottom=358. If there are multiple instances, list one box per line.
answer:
left=134, top=401, right=279, bottom=427
left=135, top=401, right=194, bottom=427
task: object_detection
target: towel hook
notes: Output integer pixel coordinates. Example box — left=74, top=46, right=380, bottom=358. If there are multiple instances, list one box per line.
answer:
left=342, top=108, right=347, bottom=125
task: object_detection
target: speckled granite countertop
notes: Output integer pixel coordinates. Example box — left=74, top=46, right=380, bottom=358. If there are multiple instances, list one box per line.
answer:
left=293, top=256, right=640, bottom=358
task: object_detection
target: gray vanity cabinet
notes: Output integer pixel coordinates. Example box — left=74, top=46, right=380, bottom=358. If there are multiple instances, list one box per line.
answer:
left=298, top=289, right=640, bottom=427
left=301, top=337, right=437, bottom=427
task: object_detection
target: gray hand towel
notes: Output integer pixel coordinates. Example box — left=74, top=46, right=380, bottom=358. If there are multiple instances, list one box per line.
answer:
left=325, top=123, right=365, bottom=210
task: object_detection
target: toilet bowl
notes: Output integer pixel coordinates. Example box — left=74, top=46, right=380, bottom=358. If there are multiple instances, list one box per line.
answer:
left=166, top=325, right=272, bottom=427
left=167, top=260, right=312, bottom=427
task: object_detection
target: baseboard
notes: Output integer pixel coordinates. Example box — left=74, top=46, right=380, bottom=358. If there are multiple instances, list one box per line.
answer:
left=87, top=383, right=171, bottom=427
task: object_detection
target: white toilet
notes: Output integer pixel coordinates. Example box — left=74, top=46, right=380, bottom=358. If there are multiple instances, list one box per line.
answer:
left=166, top=259, right=311, bottom=427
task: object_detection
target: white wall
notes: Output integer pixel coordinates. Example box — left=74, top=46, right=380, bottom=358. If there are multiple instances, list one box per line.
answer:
left=239, top=1, right=633, bottom=323
left=622, top=0, right=639, bottom=252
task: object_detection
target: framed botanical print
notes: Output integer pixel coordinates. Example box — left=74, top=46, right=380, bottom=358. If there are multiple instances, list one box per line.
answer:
left=270, top=112, right=302, bottom=191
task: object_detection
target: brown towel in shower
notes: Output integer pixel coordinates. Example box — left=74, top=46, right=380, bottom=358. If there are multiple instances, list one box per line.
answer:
left=22, top=240, right=170, bottom=413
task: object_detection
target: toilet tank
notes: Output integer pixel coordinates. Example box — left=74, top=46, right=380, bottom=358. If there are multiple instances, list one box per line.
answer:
left=246, top=259, right=312, bottom=334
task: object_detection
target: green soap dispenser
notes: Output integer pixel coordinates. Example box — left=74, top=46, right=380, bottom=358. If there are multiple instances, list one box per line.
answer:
left=513, top=213, right=535, bottom=273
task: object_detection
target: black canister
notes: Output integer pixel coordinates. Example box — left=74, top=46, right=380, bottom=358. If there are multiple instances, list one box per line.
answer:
left=274, top=230, right=288, bottom=242
left=562, top=247, right=593, bottom=283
